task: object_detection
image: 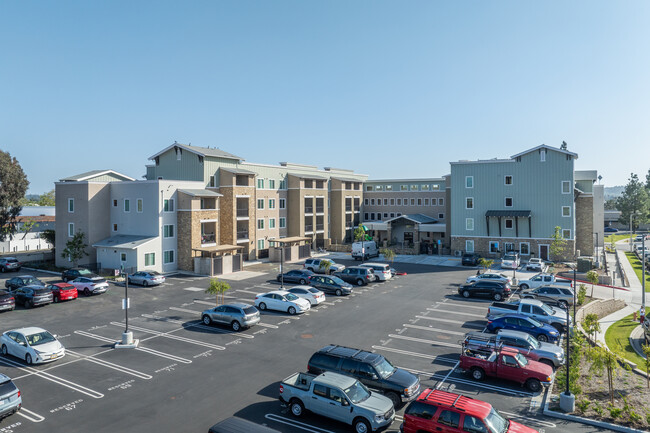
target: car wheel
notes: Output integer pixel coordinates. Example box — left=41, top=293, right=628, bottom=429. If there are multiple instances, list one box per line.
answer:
left=493, top=293, right=503, bottom=301
left=25, top=353, right=33, bottom=365
left=354, top=418, right=371, bottom=433
left=24, top=300, right=32, bottom=309
left=462, top=290, right=470, bottom=298
left=84, top=288, right=91, bottom=296
left=143, top=281, right=148, bottom=287
left=53, top=296, right=59, bottom=304
left=258, top=302, right=267, bottom=311
left=470, top=367, right=485, bottom=381
left=288, top=306, right=297, bottom=315
left=356, top=279, right=364, bottom=286
left=0, top=267, right=4, bottom=273
left=231, top=321, right=241, bottom=331
left=335, top=289, right=342, bottom=296
left=526, top=378, right=542, bottom=392
left=1, top=344, right=7, bottom=356
left=385, top=392, right=400, bottom=408
left=276, top=276, right=282, bottom=282
left=202, top=315, right=212, bottom=325
left=299, top=278, right=306, bottom=285
left=519, top=284, right=529, bottom=290
left=537, top=334, right=549, bottom=343
left=290, top=399, right=304, bottom=417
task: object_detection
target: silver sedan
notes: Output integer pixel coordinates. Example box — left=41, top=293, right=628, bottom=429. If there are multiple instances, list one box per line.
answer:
left=201, top=303, right=260, bottom=331
left=128, top=271, right=165, bottom=287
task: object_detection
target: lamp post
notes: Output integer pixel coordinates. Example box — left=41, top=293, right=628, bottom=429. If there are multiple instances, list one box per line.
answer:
left=560, top=261, right=576, bottom=412
left=642, top=236, right=646, bottom=324
left=280, top=243, right=285, bottom=289
left=594, top=232, right=599, bottom=268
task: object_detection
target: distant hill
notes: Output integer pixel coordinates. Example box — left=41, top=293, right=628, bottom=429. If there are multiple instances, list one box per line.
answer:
left=604, top=186, right=624, bottom=200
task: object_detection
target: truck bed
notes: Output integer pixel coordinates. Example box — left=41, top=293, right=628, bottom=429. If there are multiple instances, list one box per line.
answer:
left=281, top=372, right=315, bottom=391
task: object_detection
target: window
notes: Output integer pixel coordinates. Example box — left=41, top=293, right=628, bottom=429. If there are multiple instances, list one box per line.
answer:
left=400, top=185, right=408, bottom=191
left=466, top=176, right=474, bottom=188
left=269, top=218, right=276, bottom=229
left=113, top=224, right=118, bottom=232
left=120, top=253, right=127, bottom=262
left=505, top=219, right=513, bottom=229
left=122, top=199, right=130, bottom=212
left=504, top=242, right=514, bottom=251
left=490, top=241, right=499, bottom=253
left=505, top=197, right=513, bottom=207
left=137, top=199, right=143, bottom=213
left=279, top=179, right=287, bottom=189
left=313, top=384, right=327, bottom=397
left=397, top=198, right=402, bottom=205
left=396, top=212, right=401, bottom=216
left=364, top=213, right=369, bottom=220
left=383, top=198, right=388, bottom=205
left=424, top=198, right=429, bottom=206
left=466, top=218, right=474, bottom=231
left=163, top=199, right=174, bottom=212
left=257, top=199, right=264, bottom=210
left=410, top=198, right=415, bottom=206
left=540, top=149, right=546, bottom=162
left=257, top=178, right=264, bottom=189
left=562, top=181, right=571, bottom=194
left=563, top=229, right=571, bottom=239
left=463, top=415, right=488, bottom=433
left=113, top=199, right=117, bottom=207
left=68, top=223, right=74, bottom=237
left=404, top=401, right=435, bottom=420
left=370, top=213, right=375, bottom=220
left=390, top=213, right=395, bottom=217
left=163, top=225, right=174, bottom=238
left=257, top=219, right=264, bottom=230
left=269, top=199, right=275, bottom=209
left=375, top=185, right=382, bottom=191
left=439, top=213, right=444, bottom=219
left=520, top=242, right=530, bottom=255
left=386, top=185, right=392, bottom=191
left=145, top=253, right=155, bottom=266
left=68, top=198, right=74, bottom=213
left=422, top=184, right=429, bottom=191
left=163, top=250, right=175, bottom=264
left=257, top=239, right=264, bottom=250
left=417, top=198, right=422, bottom=206
left=366, top=185, right=372, bottom=191
left=279, top=198, right=286, bottom=209
left=505, top=175, right=513, bottom=185
left=466, top=240, right=474, bottom=253
left=383, top=213, right=388, bottom=218
left=370, top=199, right=375, bottom=205
left=439, top=198, right=444, bottom=206
left=209, top=175, right=215, bottom=187
left=432, top=184, right=440, bottom=190
left=390, top=198, right=395, bottom=205
left=176, top=147, right=182, bottom=160
left=411, top=185, right=418, bottom=191
left=269, top=179, right=275, bottom=189
left=562, top=206, right=571, bottom=217
left=279, top=217, right=286, bottom=228
left=437, top=410, right=460, bottom=428
left=364, top=199, right=369, bottom=205
left=466, top=197, right=474, bottom=209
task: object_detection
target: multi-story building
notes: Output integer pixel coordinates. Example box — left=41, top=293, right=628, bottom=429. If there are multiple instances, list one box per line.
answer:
left=449, top=144, right=602, bottom=261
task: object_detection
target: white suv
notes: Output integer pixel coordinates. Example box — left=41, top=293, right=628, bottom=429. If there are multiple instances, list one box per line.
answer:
left=358, top=263, right=392, bottom=281
left=303, top=258, right=345, bottom=274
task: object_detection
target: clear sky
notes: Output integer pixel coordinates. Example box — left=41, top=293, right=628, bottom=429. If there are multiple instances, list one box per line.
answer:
left=2, top=1, right=649, bottom=194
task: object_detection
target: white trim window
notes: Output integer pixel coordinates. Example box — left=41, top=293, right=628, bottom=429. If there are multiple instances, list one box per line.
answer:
left=465, top=176, right=474, bottom=188
left=113, top=224, right=118, bottom=232
left=466, top=197, right=474, bottom=209
left=400, top=185, right=408, bottom=191
left=540, top=149, right=546, bottom=162
left=397, top=198, right=402, bottom=206
left=438, top=213, right=444, bottom=219
left=370, top=199, right=375, bottom=205
left=257, top=178, right=264, bottom=189
left=466, top=218, right=474, bottom=231
left=279, top=217, right=286, bottom=228
left=364, top=198, right=369, bottom=206
left=490, top=241, right=499, bottom=253
left=562, top=181, right=571, bottom=194
left=505, top=219, right=513, bottom=229
left=163, top=250, right=175, bottom=264
left=163, top=199, right=174, bottom=212
left=364, top=212, right=369, bottom=220
left=269, top=218, right=276, bottom=229
left=562, top=206, right=571, bottom=217
left=163, top=224, right=175, bottom=238
left=257, top=199, right=264, bottom=210
left=279, top=179, right=287, bottom=190
left=68, top=223, right=74, bottom=237
left=257, top=218, right=264, bottom=230
left=269, top=199, right=276, bottom=209
left=68, top=198, right=74, bottom=213
left=520, top=242, right=530, bottom=255
left=563, top=229, right=571, bottom=239
left=505, top=197, right=513, bottom=207
left=466, top=240, right=474, bottom=253
left=209, top=175, right=216, bottom=188
left=145, top=252, right=155, bottom=266
left=410, top=198, right=415, bottom=206
left=504, top=175, right=513, bottom=185
left=257, top=239, right=265, bottom=250
left=424, top=198, right=429, bottom=206
left=279, top=198, right=286, bottom=209
left=137, top=198, right=143, bottom=213
left=124, top=199, right=130, bottom=212
left=269, top=179, right=275, bottom=189
left=438, top=198, right=444, bottom=206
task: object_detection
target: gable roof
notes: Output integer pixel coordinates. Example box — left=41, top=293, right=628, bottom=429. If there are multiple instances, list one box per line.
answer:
left=148, top=142, right=242, bottom=161
left=510, top=144, right=578, bottom=159
left=59, top=170, right=135, bottom=182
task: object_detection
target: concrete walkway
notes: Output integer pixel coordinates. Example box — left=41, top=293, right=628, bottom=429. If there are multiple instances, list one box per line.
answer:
left=322, top=251, right=465, bottom=267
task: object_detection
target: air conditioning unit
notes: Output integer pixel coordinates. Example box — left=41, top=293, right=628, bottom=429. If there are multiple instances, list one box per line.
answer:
left=454, top=250, right=462, bottom=257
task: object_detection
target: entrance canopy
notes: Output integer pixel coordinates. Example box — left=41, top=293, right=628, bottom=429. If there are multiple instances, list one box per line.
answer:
left=192, top=245, right=244, bottom=257
left=268, top=236, right=311, bottom=247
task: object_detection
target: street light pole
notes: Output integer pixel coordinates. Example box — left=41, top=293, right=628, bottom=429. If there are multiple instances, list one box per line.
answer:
left=280, top=244, right=285, bottom=289
left=643, top=237, right=646, bottom=324
left=561, top=262, right=576, bottom=411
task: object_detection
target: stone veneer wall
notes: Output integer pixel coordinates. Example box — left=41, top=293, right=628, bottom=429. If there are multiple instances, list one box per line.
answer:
left=451, top=236, right=576, bottom=261
left=177, top=208, right=220, bottom=272
left=575, top=195, right=593, bottom=257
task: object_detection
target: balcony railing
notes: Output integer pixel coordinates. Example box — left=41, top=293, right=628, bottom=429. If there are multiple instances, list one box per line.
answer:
left=237, top=209, right=249, bottom=217
left=305, top=225, right=313, bottom=233
left=237, top=231, right=249, bottom=240
left=201, top=233, right=216, bottom=244
left=304, top=207, right=313, bottom=214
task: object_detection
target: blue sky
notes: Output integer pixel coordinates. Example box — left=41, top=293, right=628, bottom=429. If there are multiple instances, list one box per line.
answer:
left=2, top=1, right=649, bottom=194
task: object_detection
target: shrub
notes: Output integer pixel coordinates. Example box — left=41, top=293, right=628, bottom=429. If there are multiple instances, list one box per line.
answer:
left=593, top=402, right=604, bottom=416
left=609, top=407, right=623, bottom=419
left=576, top=399, right=590, bottom=414
left=629, top=410, right=642, bottom=423
left=577, top=284, right=587, bottom=305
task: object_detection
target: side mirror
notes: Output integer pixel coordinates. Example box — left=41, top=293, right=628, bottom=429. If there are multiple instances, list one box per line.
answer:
left=342, top=399, right=349, bottom=406
left=371, top=374, right=379, bottom=380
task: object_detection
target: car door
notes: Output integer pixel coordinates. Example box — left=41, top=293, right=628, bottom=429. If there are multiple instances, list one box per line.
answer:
left=517, top=318, right=539, bottom=337
left=326, top=388, right=353, bottom=423
left=434, top=409, right=463, bottom=433
left=356, top=362, right=382, bottom=391
left=11, top=332, right=29, bottom=359
left=403, top=401, right=437, bottom=433
left=310, top=384, right=331, bottom=416
left=474, top=282, right=489, bottom=297
left=498, top=354, right=522, bottom=383
left=461, top=414, right=489, bottom=433
left=14, top=288, right=27, bottom=305
left=210, top=306, right=226, bottom=324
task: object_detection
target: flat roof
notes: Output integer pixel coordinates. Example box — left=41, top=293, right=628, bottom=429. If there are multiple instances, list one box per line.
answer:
left=268, top=236, right=311, bottom=245
left=178, top=189, right=223, bottom=197
left=92, top=235, right=157, bottom=249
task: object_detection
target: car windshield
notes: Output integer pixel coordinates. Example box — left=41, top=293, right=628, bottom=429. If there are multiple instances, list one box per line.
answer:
left=25, top=277, right=42, bottom=285
left=25, top=331, right=56, bottom=346
left=78, top=269, right=93, bottom=276
left=285, top=293, right=299, bottom=301
left=539, top=303, right=554, bottom=315
left=148, top=271, right=161, bottom=276
left=344, top=381, right=371, bottom=404
left=526, top=335, right=540, bottom=349
left=503, top=254, right=517, bottom=261
left=484, top=407, right=509, bottom=433
left=515, top=353, right=529, bottom=366
left=374, top=358, right=396, bottom=378
left=330, top=276, right=346, bottom=285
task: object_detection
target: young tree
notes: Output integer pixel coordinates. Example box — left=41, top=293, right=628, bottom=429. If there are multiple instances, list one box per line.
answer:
left=319, top=259, right=332, bottom=274
left=380, top=248, right=396, bottom=265
left=61, top=231, right=89, bottom=266
left=588, top=346, right=619, bottom=404
left=582, top=313, right=601, bottom=342
left=20, top=219, right=39, bottom=240
left=550, top=226, right=568, bottom=262
left=616, top=173, right=649, bottom=231
left=585, top=270, right=599, bottom=297
left=205, top=278, right=231, bottom=306
left=478, top=258, right=494, bottom=271
left=642, top=343, right=650, bottom=389
left=353, top=225, right=366, bottom=242
left=0, top=150, right=29, bottom=241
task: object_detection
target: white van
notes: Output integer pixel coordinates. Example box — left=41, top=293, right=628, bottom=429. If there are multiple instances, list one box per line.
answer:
left=351, top=241, right=379, bottom=260
left=358, top=263, right=392, bottom=281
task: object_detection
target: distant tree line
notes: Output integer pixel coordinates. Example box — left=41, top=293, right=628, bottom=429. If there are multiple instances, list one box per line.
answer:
left=614, top=170, right=650, bottom=231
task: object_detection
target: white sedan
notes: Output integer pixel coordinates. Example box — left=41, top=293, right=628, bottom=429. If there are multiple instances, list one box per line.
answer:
left=0, top=327, right=65, bottom=365
left=466, top=272, right=512, bottom=285
left=286, top=286, right=326, bottom=306
left=70, top=277, right=109, bottom=296
left=254, top=290, right=311, bottom=315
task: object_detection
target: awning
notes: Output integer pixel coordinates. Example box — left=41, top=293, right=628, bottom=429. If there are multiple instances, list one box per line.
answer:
left=178, top=189, right=223, bottom=197
left=268, top=236, right=312, bottom=246
left=485, top=210, right=531, bottom=218
left=192, top=245, right=244, bottom=256
left=92, top=235, right=157, bottom=249
left=220, top=167, right=256, bottom=175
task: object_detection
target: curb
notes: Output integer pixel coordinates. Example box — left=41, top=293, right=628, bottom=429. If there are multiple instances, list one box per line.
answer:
left=22, top=267, right=61, bottom=276
left=543, top=397, right=649, bottom=433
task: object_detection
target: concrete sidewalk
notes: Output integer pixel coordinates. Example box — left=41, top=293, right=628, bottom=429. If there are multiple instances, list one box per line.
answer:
left=322, top=251, right=465, bottom=267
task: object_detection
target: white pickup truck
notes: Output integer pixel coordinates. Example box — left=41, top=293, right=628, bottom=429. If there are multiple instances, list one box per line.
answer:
left=517, top=273, right=573, bottom=291
left=279, top=371, right=395, bottom=432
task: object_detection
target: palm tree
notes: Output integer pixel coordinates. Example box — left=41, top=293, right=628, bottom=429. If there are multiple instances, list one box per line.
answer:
left=205, top=278, right=231, bottom=306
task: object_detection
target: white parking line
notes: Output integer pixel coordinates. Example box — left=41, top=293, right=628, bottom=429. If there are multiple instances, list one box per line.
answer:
left=169, top=306, right=203, bottom=314
left=500, top=411, right=556, bottom=428
left=235, top=288, right=262, bottom=295
left=265, top=414, right=336, bottom=433
left=15, top=407, right=45, bottom=423
left=0, top=356, right=104, bottom=399
left=66, top=349, right=153, bottom=379
left=402, top=324, right=466, bottom=336
left=426, top=308, right=481, bottom=317
left=372, top=346, right=458, bottom=365
left=193, top=299, right=219, bottom=306
left=183, top=287, right=205, bottom=292
left=387, top=334, right=460, bottom=348
left=109, top=322, right=227, bottom=350
left=414, top=315, right=484, bottom=328
left=439, top=302, right=490, bottom=311
left=256, top=322, right=280, bottom=329
left=140, top=314, right=256, bottom=339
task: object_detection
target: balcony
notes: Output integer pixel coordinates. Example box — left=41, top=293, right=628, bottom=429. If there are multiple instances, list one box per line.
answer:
left=237, top=231, right=249, bottom=243
left=201, top=233, right=216, bottom=246
left=316, top=223, right=324, bottom=232
left=305, top=225, right=314, bottom=233
left=304, top=206, right=313, bottom=214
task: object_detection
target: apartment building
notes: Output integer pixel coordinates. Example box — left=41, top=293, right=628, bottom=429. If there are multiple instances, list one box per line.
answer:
left=449, top=144, right=602, bottom=261
left=361, top=178, right=451, bottom=253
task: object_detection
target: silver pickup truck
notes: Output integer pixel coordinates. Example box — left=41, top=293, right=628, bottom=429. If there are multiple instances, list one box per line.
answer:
left=487, top=298, right=571, bottom=332
left=279, top=371, right=395, bottom=433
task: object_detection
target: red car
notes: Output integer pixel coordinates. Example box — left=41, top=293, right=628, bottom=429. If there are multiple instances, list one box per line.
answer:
left=47, top=283, right=78, bottom=303
left=402, top=389, right=538, bottom=433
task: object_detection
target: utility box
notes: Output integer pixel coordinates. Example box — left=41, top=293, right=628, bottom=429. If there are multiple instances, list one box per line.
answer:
left=577, top=258, right=593, bottom=272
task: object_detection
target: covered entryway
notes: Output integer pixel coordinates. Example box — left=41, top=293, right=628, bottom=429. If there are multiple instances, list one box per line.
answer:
left=268, top=236, right=312, bottom=264
left=192, top=245, right=244, bottom=276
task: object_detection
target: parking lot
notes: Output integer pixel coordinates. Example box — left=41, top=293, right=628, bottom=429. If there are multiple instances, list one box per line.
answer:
left=0, top=260, right=606, bottom=433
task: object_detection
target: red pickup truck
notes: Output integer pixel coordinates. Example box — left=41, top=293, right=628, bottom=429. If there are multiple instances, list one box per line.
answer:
left=459, top=347, right=553, bottom=392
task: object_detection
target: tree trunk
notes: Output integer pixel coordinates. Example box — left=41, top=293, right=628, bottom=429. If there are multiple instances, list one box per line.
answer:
left=608, top=367, right=613, bottom=404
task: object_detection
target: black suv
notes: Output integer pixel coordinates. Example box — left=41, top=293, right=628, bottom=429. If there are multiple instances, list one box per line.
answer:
left=61, top=267, right=101, bottom=283
left=307, top=344, right=420, bottom=408
left=457, top=280, right=511, bottom=301
left=333, top=266, right=375, bottom=286
left=5, top=275, right=45, bottom=291
left=461, top=253, right=481, bottom=266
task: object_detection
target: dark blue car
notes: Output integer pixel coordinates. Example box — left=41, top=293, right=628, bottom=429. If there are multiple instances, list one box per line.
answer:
left=486, top=314, right=561, bottom=343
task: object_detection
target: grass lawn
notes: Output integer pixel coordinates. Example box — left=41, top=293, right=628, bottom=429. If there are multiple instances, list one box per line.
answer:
left=604, top=309, right=648, bottom=367
left=605, top=233, right=636, bottom=244
left=623, top=251, right=650, bottom=290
